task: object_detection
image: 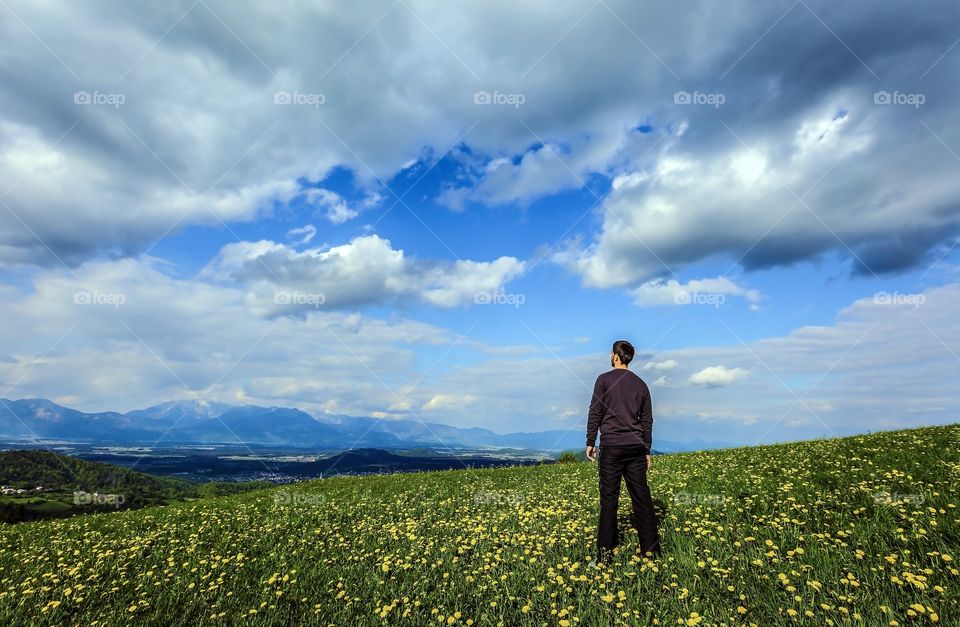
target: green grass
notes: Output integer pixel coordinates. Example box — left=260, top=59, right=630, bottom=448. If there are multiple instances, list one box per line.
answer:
left=1, top=424, right=958, bottom=625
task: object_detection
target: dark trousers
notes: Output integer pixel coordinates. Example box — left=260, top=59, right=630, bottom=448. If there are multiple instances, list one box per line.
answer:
left=597, top=444, right=660, bottom=554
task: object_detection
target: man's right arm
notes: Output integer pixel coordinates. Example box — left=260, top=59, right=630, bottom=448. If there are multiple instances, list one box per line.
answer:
left=586, top=376, right=604, bottom=447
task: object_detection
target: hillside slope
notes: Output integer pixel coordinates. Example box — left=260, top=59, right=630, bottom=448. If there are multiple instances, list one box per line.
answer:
left=0, top=425, right=957, bottom=625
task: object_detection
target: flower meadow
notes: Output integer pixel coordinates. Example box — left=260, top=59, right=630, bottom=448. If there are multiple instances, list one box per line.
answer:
left=1, top=424, right=957, bottom=626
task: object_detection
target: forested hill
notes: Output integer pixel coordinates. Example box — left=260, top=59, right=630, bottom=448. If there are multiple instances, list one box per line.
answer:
left=0, top=450, right=271, bottom=522
left=0, top=449, right=192, bottom=494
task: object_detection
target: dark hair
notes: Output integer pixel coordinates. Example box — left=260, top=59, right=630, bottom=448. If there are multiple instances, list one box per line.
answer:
left=612, top=340, right=635, bottom=366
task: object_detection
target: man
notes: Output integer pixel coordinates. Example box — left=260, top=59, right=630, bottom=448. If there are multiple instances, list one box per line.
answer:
left=586, top=339, right=660, bottom=565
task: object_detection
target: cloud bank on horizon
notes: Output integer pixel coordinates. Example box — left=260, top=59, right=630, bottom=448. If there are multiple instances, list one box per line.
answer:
left=0, top=0, right=957, bottom=447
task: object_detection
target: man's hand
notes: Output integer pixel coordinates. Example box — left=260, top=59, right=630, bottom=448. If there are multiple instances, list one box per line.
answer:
left=586, top=446, right=597, bottom=462
left=646, top=454, right=652, bottom=468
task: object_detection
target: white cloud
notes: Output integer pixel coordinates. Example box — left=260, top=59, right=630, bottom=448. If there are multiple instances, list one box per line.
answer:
left=642, top=359, right=678, bottom=371
left=556, top=93, right=960, bottom=287
left=202, top=234, right=526, bottom=316
left=688, top=365, right=752, bottom=387
left=695, top=411, right=759, bottom=425
left=422, top=394, right=478, bottom=411
left=438, top=143, right=585, bottom=209
left=285, top=224, right=316, bottom=245
left=630, top=276, right=760, bottom=307
left=299, top=188, right=382, bottom=224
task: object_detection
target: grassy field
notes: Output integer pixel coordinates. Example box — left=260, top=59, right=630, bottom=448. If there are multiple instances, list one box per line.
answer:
left=0, top=425, right=957, bottom=626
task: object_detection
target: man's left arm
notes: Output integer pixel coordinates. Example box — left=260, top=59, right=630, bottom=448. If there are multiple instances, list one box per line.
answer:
left=586, top=376, right=604, bottom=461
left=640, top=385, right=653, bottom=465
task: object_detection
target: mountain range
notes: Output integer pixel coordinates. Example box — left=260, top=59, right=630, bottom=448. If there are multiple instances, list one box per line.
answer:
left=0, top=398, right=732, bottom=452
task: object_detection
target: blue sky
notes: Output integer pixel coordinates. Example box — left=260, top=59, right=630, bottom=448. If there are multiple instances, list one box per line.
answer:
left=148, top=148, right=952, bottom=350
left=0, top=0, right=958, bottom=448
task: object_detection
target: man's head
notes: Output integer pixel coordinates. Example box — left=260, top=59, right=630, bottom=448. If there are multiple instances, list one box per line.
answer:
left=610, top=339, right=635, bottom=368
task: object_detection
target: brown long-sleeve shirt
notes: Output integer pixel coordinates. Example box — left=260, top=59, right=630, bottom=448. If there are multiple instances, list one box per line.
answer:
left=586, top=368, right=653, bottom=449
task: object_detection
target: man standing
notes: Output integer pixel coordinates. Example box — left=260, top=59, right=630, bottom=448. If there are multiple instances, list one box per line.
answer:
left=586, top=340, right=660, bottom=564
